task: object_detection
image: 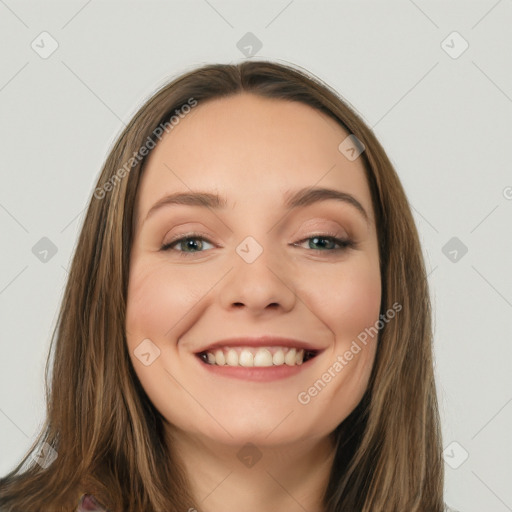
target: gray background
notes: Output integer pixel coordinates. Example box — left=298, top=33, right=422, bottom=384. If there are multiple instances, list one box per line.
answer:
left=1, top=1, right=511, bottom=511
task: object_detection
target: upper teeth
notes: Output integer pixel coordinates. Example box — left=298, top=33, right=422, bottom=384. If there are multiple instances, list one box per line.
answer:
left=203, top=346, right=306, bottom=367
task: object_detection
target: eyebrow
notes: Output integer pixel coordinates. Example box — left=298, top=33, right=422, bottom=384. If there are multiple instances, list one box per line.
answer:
left=143, top=186, right=369, bottom=224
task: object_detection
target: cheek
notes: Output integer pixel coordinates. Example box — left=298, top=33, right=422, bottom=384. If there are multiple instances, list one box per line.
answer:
left=125, top=260, right=206, bottom=343
left=308, top=256, right=382, bottom=343
left=297, top=256, right=381, bottom=421
left=125, top=260, right=205, bottom=425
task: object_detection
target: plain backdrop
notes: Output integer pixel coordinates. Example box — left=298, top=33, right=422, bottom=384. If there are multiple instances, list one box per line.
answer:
left=1, top=2, right=511, bottom=511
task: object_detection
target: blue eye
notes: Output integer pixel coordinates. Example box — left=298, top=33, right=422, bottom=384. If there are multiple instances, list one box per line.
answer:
left=294, top=235, right=354, bottom=252
left=161, top=233, right=214, bottom=254
left=160, top=233, right=354, bottom=256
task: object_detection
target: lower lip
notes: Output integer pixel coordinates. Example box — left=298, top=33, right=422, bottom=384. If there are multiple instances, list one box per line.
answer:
left=196, top=354, right=319, bottom=382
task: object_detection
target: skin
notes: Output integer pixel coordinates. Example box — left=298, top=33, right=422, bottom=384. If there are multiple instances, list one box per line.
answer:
left=125, top=93, right=381, bottom=512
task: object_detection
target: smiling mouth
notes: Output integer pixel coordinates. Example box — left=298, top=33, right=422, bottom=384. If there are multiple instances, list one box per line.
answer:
left=197, top=346, right=319, bottom=367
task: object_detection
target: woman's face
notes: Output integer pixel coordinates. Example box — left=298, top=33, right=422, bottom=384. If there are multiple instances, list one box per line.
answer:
left=126, top=93, right=381, bottom=447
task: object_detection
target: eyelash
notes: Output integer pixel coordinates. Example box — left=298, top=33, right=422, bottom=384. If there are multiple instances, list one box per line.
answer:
left=160, top=231, right=355, bottom=257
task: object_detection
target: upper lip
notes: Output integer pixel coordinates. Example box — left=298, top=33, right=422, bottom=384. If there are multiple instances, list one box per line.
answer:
left=195, top=335, right=324, bottom=354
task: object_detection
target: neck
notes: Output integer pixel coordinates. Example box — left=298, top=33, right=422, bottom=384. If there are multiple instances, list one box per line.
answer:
left=166, top=425, right=336, bottom=512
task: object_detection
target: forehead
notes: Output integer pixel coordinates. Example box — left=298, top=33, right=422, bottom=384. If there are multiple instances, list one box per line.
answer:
left=135, top=93, right=374, bottom=225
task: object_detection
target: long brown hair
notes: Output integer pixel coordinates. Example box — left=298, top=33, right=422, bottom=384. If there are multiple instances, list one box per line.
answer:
left=0, top=60, right=444, bottom=512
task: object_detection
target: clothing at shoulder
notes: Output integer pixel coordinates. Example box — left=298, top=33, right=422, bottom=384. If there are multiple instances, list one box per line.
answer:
left=77, top=493, right=109, bottom=512
left=76, top=495, right=459, bottom=512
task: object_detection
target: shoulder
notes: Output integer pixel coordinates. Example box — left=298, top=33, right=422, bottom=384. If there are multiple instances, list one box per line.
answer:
left=77, top=493, right=109, bottom=512
left=444, top=504, right=460, bottom=512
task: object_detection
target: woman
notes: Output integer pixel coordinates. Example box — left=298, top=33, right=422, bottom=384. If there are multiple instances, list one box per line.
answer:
left=0, top=60, right=456, bottom=512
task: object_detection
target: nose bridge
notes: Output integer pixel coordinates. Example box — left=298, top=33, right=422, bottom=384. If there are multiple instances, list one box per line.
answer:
left=218, top=233, right=296, bottom=311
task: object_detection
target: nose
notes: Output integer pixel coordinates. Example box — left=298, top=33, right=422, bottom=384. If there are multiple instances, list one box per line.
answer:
left=218, top=243, right=297, bottom=315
